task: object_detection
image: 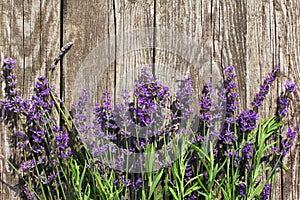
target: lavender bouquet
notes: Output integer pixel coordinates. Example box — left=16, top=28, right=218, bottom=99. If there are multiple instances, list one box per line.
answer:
left=1, top=44, right=298, bottom=200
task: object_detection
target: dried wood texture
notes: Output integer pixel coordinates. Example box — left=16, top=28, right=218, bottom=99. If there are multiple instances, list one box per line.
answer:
left=1, top=0, right=300, bottom=199
left=0, top=0, right=60, bottom=199
left=63, top=0, right=115, bottom=108
left=114, top=0, right=154, bottom=104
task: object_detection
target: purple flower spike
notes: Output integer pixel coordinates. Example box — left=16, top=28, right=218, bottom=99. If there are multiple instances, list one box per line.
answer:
left=272, top=126, right=298, bottom=156
left=251, top=66, right=279, bottom=108
left=2, top=58, right=19, bottom=99
left=261, top=183, right=271, bottom=200
left=241, top=142, right=253, bottom=160
left=237, top=182, right=246, bottom=197
left=276, top=96, right=289, bottom=118
left=284, top=80, right=296, bottom=93
left=287, top=126, right=298, bottom=140
left=3, top=58, right=16, bottom=68
left=23, top=187, right=35, bottom=199
left=50, top=42, right=73, bottom=70
left=276, top=80, right=296, bottom=118
left=237, top=110, right=259, bottom=132
left=222, top=65, right=239, bottom=117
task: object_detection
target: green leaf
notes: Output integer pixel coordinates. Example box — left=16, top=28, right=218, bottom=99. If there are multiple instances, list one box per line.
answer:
left=197, top=175, right=208, bottom=194
left=146, top=143, right=155, bottom=173
left=169, top=187, right=179, bottom=200
left=79, top=161, right=87, bottom=189
left=84, top=184, right=91, bottom=200
left=184, top=183, right=200, bottom=197
left=154, top=192, right=163, bottom=200
left=148, top=169, right=164, bottom=200
left=282, top=163, right=289, bottom=171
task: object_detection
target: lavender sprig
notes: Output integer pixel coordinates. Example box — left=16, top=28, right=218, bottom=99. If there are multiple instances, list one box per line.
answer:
left=252, top=66, right=279, bottom=109
left=261, top=183, right=271, bottom=200
left=50, top=42, right=73, bottom=70
left=276, top=80, right=297, bottom=118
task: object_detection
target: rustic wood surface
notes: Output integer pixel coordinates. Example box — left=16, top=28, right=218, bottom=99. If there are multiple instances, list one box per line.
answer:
left=1, top=0, right=299, bottom=199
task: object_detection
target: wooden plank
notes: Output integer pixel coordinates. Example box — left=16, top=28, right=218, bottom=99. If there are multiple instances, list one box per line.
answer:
left=154, top=0, right=211, bottom=114
left=114, top=0, right=154, bottom=103
left=0, top=0, right=60, bottom=199
left=63, top=0, right=114, bottom=110
left=0, top=0, right=299, bottom=199
left=246, top=0, right=300, bottom=199
left=216, top=0, right=248, bottom=109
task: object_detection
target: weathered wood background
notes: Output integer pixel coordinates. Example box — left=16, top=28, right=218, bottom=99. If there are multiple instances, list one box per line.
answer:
left=1, top=0, right=299, bottom=199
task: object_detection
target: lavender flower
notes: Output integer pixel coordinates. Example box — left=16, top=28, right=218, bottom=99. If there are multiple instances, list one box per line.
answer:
left=19, top=160, right=35, bottom=172
left=72, top=89, right=92, bottom=138
left=53, top=125, right=72, bottom=158
left=237, top=181, right=246, bottom=197
left=276, top=80, right=296, bottom=118
left=237, top=110, right=259, bottom=132
left=218, top=65, right=239, bottom=144
left=224, top=149, right=239, bottom=167
left=252, top=66, right=279, bottom=108
left=241, top=142, right=253, bottom=160
left=284, top=80, right=296, bottom=93
left=184, top=163, right=193, bottom=183
left=276, top=96, right=289, bottom=118
left=3, top=58, right=16, bottom=68
left=50, top=42, right=73, bottom=70
left=23, top=187, right=35, bottom=199
left=220, top=129, right=237, bottom=145
left=2, top=58, right=19, bottom=98
left=199, top=82, right=212, bottom=119
left=223, top=65, right=239, bottom=115
left=93, top=91, right=118, bottom=133
left=261, top=183, right=271, bottom=200
left=272, top=126, right=298, bottom=156
left=1, top=59, right=21, bottom=117
left=133, top=177, right=143, bottom=191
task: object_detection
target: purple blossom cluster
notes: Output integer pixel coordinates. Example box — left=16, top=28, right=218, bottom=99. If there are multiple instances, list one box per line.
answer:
left=52, top=125, right=72, bottom=158
left=199, top=82, right=212, bottom=121
left=237, top=110, right=259, bottom=132
left=130, top=81, right=170, bottom=127
left=1, top=59, right=21, bottom=118
left=261, top=183, right=271, bottom=200
left=113, top=174, right=143, bottom=192
left=50, top=42, right=73, bottom=70
left=72, top=88, right=92, bottom=140
left=272, top=126, right=298, bottom=156
left=223, top=65, right=239, bottom=115
left=71, top=67, right=199, bottom=192
left=1, top=59, right=72, bottom=199
left=276, top=79, right=297, bottom=118
left=241, top=142, right=253, bottom=160
left=23, top=187, right=35, bottom=199
left=252, top=66, right=279, bottom=108
left=2, top=58, right=18, bottom=98
left=237, top=181, right=246, bottom=197
left=218, top=65, right=239, bottom=145
left=209, top=65, right=297, bottom=199
left=3, top=56, right=298, bottom=199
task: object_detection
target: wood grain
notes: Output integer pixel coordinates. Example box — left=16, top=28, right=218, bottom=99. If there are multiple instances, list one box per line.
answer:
left=114, top=0, right=154, bottom=105
left=63, top=0, right=114, bottom=109
left=0, top=0, right=299, bottom=199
